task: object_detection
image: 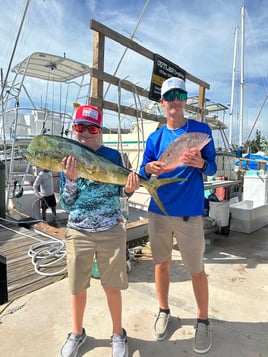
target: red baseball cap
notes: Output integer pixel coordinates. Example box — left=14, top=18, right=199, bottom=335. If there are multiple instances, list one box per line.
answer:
left=73, top=105, right=102, bottom=127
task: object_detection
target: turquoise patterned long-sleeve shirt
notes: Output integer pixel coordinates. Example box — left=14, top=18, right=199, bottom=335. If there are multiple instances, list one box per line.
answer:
left=59, top=145, right=124, bottom=232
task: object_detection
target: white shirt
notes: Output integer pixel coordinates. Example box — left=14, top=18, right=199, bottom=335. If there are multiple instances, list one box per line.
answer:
left=33, top=171, right=54, bottom=197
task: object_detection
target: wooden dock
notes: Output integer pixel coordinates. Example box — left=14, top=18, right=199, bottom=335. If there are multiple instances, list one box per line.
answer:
left=0, top=204, right=150, bottom=307
left=0, top=216, right=67, bottom=304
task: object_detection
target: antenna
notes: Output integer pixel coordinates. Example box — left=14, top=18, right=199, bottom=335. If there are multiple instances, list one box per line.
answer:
left=104, top=0, right=150, bottom=99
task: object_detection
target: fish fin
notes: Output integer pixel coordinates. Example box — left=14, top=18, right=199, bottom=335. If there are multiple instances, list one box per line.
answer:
left=146, top=177, right=186, bottom=215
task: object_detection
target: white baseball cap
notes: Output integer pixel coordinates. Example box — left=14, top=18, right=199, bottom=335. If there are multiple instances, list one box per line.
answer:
left=161, top=77, right=187, bottom=97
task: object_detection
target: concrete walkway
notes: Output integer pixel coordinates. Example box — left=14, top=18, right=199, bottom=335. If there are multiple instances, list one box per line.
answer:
left=1, top=227, right=268, bottom=356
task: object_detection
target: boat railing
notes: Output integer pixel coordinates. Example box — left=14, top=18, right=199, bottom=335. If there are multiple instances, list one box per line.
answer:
left=0, top=105, right=74, bottom=206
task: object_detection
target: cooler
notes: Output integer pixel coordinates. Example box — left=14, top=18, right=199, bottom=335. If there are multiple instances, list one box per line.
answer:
left=243, top=174, right=268, bottom=204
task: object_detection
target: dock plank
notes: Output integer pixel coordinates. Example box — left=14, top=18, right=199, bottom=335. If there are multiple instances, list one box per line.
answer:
left=0, top=219, right=67, bottom=303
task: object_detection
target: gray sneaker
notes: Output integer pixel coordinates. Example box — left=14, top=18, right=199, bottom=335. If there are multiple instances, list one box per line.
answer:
left=193, top=322, right=212, bottom=354
left=152, top=311, right=170, bottom=341
left=111, top=328, right=128, bottom=357
left=60, top=328, right=87, bottom=357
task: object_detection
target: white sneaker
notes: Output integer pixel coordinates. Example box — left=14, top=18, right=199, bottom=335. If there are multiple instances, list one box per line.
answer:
left=152, top=311, right=170, bottom=341
left=111, top=328, right=128, bottom=357
left=60, top=328, right=87, bottom=357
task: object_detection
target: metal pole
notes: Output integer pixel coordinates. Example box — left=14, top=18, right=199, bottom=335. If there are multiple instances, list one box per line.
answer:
left=239, top=5, right=245, bottom=147
left=229, top=26, right=238, bottom=145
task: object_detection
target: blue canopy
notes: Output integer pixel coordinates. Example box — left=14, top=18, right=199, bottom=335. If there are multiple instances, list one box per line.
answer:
left=235, top=153, right=268, bottom=170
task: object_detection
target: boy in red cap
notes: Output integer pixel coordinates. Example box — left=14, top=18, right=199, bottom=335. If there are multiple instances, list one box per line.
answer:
left=60, top=105, right=139, bottom=357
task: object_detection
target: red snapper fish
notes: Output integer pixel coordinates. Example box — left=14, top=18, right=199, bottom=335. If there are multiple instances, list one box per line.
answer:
left=159, top=132, right=211, bottom=172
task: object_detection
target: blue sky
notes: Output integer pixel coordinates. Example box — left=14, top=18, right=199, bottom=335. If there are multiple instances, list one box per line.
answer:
left=1, top=0, right=268, bottom=145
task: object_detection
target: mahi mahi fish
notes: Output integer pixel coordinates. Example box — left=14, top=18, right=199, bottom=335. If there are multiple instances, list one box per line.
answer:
left=159, top=132, right=211, bottom=172
left=25, top=135, right=186, bottom=215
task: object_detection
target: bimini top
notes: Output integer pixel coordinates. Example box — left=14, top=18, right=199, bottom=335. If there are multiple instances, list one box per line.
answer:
left=206, top=117, right=228, bottom=130
left=11, top=52, right=90, bottom=82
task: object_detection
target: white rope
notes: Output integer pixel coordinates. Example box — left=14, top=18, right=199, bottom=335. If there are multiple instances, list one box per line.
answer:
left=28, top=240, right=67, bottom=276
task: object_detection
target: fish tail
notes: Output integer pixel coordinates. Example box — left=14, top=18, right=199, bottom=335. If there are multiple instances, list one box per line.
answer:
left=146, top=185, right=168, bottom=215
left=145, top=177, right=186, bottom=215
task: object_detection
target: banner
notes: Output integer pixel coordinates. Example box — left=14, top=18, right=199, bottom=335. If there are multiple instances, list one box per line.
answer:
left=149, top=54, right=186, bottom=102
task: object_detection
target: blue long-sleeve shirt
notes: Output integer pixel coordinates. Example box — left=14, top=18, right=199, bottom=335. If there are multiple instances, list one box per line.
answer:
left=139, top=119, right=217, bottom=216
left=60, top=146, right=124, bottom=232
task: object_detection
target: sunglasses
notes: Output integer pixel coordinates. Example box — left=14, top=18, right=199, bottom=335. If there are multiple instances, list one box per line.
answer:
left=72, top=124, right=100, bottom=134
left=163, top=89, right=187, bottom=102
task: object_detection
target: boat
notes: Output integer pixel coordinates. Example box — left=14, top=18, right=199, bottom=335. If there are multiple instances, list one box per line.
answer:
left=0, top=50, right=152, bottom=249
left=0, top=16, right=242, bottom=261
left=102, top=119, right=159, bottom=171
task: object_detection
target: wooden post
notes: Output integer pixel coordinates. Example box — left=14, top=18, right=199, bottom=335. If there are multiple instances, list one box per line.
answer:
left=91, top=30, right=105, bottom=114
left=0, top=254, right=8, bottom=305
left=197, top=85, right=206, bottom=122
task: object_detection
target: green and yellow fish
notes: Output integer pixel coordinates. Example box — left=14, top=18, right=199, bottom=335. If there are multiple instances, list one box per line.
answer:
left=25, top=135, right=186, bottom=214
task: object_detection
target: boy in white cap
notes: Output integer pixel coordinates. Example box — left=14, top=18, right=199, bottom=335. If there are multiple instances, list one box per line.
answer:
left=139, top=77, right=217, bottom=353
left=59, top=104, right=139, bottom=357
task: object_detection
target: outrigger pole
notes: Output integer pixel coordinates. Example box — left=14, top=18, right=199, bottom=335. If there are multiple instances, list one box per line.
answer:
left=0, top=0, right=31, bottom=101
left=104, top=0, right=150, bottom=99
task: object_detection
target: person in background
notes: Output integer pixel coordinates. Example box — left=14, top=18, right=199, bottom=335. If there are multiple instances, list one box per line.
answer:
left=33, top=169, right=57, bottom=221
left=139, top=77, right=217, bottom=354
left=59, top=104, right=139, bottom=357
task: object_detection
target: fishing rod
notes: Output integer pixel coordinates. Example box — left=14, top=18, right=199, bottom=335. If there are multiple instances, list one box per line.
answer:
left=0, top=0, right=31, bottom=101
left=103, top=0, right=150, bottom=99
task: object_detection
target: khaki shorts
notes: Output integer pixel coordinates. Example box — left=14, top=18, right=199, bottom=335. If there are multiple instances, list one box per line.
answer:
left=65, top=224, right=128, bottom=294
left=148, top=212, right=205, bottom=274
